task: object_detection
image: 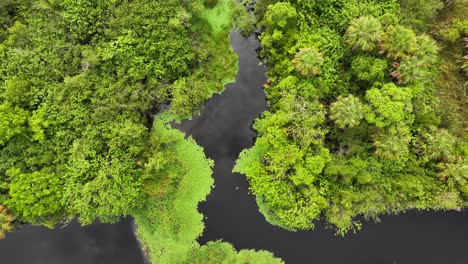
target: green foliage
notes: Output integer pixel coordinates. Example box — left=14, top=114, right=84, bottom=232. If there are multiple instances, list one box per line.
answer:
left=438, top=18, right=468, bottom=42
left=6, top=168, right=62, bottom=225
left=0, top=0, right=19, bottom=42
left=346, top=16, right=383, bottom=51
left=373, top=125, right=412, bottom=159
left=200, top=0, right=236, bottom=34
left=0, top=102, right=28, bottom=145
left=262, top=2, right=298, bottom=32
left=330, top=95, right=364, bottom=128
left=420, top=127, right=457, bottom=161
left=0, top=0, right=235, bottom=228
left=292, top=47, right=324, bottom=76
left=0, top=205, right=14, bottom=239
left=237, top=0, right=467, bottom=234
left=382, top=25, right=417, bottom=59
left=133, top=117, right=214, bottom=264
left=233, top=2, right=257, bottom=36
left=316, top=0, right=399, bottom=32
left=170, top=77, right=211, bottom=118
left=134, top=116, right=283, bottom=263
left=364, top=83, right=413, bottom=127
left=351, top=55, right=388, bottom=82
left=399, top=0, right=444, bottom=30
left=392, top=35, right=439, bottom=84
left=438, top=161, right=468, bottom=195
left=414, top=34, right=440, bottom=62
left=188, top=241, right=284, bottom=264
left=204, top=0, right=219, bottom=8
left=128, top=2, right=281, bottom=262
left=432, top=0, right=467, bottom=136
left=0, top=0, right=279, bottom=259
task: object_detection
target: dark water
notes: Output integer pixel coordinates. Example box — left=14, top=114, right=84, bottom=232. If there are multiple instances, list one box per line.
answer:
left=0, top=32, right=466, bottom=264
left=0, top=218, right=144, bottom=264
left=174, top=31, right=468, bottom=264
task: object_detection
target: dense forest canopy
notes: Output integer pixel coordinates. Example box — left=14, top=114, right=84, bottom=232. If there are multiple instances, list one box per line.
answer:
left=0, top=0, right=283, bottom=262
left=0, top=0, right=222, bottom=226
left=235, top=0, right=467, bottom=234
left=0, top=0, right=466, bottom=262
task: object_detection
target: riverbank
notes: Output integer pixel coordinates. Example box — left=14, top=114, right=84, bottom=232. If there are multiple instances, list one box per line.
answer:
left=130, top=1, right=282, bottom=263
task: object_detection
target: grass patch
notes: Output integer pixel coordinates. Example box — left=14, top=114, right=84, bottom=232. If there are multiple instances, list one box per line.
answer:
left=201, top=0, right=235, bottom=35
left=132, top=114, right=214, bottom=264
left=169, top=0, right=238, bottom=119
left=133, top=114, right=284, bottom=263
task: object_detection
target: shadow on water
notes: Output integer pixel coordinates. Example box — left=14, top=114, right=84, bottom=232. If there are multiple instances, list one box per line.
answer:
left=0, top=31, right=466, bottom=264
left=173, top=31, right=468, bottom=264
left=0, top=218, right=144, bottom=264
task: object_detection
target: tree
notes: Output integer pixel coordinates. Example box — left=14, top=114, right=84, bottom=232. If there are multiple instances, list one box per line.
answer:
left=6, top=21, right=29, bottom=47
left=381, top=25, right=417, bottom=59
left=0, top=205, right=14, bottom=239
left=373, top=125, right=412, bottom=160
left=351, top=55, right=388, bottom=82
left=414, top=34, right=439, bottom=63
left=330, top=95, right=364, bottom=128
left=421, top=128, right=456, bottom=161
left=6, top=168, right=63, bottom=225
left=62, top=120, right=148, bottom=224
left=0, top=0, right=230, bottom=227
left=438, top=161, right=468, bottom=194
left=262, top=2, right=298, bottom=32
left=292, top=47, right=324, bottom=76
left=188, top=241, right=285, bottom=264
left=346, top=16, right=382, bottom=51
left=394, top=57, right=431, bottom=84
left=364, top=83, right=414, bottom=127
left=399, top=0, right=443, bottom=29
left=0, top=0, right=19, bottom=42
left=0, top=102, right=28, bottom=145
left=391, top=35, right=439, bottom=84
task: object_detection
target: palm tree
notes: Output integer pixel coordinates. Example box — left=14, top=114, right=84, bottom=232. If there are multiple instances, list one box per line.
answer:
left=414, top=34, right=439, bottom=62
left=381, top=25, right=417, bottom=59
left=346, top=16, right=383, bottom=51
left=292, top=47, right=324, bottom=76
left=422, top=127, right=456, bottom=161
left=437, top=161, right=467, bottom=194
left=330, top=95, right=364, bottom=128
left=0, top=205, right=14, bottom=239
left=394, top=57, right=430, bottom=84
left=390, top=34, right=439, bottom=84
left=373, top=125, right=412, bottom=159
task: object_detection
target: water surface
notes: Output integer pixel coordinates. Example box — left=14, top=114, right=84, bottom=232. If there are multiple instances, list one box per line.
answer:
left=0, top=218, right=144, bottom=264
left=174, top=31, right=468, bottom=264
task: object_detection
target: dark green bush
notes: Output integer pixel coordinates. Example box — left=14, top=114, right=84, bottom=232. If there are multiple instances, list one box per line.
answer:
left=204, top=0, right=219, bottom=8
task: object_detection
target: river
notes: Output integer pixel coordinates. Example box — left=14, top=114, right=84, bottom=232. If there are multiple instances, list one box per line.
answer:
left=174, top=31, right=468, bottom=264
left=0, top=31, right=467, bottom=264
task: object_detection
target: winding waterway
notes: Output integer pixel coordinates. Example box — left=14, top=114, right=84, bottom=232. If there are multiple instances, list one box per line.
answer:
left=175, top=31, right=468, bottom=264
left=0, top=32, right=467, bottom=264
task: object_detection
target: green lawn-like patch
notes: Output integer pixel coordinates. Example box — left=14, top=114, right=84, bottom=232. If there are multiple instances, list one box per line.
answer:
left=133, top=113, right=283, bottom=263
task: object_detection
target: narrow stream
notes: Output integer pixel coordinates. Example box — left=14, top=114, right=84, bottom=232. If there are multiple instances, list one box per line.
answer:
left=174, top=31, right=468, bottom=264
left=0, top=31, right=466, bottom=264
